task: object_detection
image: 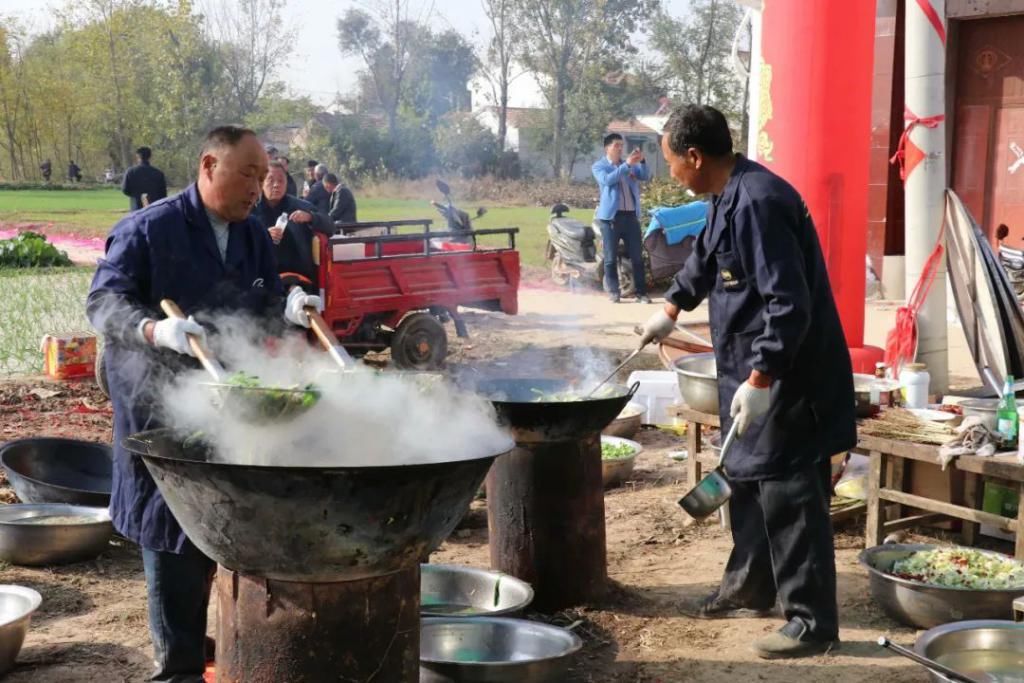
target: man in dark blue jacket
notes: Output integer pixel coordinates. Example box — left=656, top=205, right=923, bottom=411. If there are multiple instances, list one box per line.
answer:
left=640, top=105, right=855, bottom=659
left=122, top=146, right=168, bottom=211
left=87, top=125, right=320, bottom=682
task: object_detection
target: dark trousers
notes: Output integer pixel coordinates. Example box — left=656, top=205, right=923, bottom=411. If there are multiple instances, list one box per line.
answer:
left=599, top=211, right=646, bottom=296
left=717, top=459, right=839, bottom=641
left=142, top=540, right=216, bottom=682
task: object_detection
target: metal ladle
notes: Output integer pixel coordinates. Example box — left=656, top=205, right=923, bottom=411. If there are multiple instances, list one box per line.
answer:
left=877, top=636, right=981, bottom=683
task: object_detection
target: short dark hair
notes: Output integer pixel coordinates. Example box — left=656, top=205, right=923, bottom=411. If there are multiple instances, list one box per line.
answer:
left=200, top=125, right=258, bottom=158
left=603, top=132, right=623, bottom=147
left=267, top=160, right=287, bottom=174
left=324, top=173, right=339, bottom=185
left=663, top=104, right=733, bottom=157
left=306, top=160, right=318, bottom=169
left=136, top=146, right=152, bottom=160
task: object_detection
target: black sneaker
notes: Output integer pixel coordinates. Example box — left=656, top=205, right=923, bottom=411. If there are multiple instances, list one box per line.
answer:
left=636, top=295, right=652, bottom=304
left=608, top=293, right=621, bottom=303
left=689, top=591, right=776, bottom=620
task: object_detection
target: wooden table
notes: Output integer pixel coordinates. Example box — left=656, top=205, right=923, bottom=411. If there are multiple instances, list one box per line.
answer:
left=857, top=433, right=1024, bottom=559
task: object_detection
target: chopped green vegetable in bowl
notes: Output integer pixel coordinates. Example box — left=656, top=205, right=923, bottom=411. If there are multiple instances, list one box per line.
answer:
left=220, top=371, right=321, bottom=419
left=601, top=441, right=637, bottom=460
left=889, top=547, right=1024, bottom=590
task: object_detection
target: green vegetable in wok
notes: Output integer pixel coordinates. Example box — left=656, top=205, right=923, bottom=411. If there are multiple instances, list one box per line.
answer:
left=223, top=371, right=321, bottom=418
left=601, top=441, right=636, bottom=460
left=530, top=386, right=616, bottom=402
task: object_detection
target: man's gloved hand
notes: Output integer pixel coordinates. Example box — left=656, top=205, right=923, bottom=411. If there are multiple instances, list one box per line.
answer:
left=730, top=381, right=772, bottom=435
left=152, top=316, right=206, bottom=357
left=285, top=287, right=322, bottom=328
left=638, top=309, right=676, bottom=349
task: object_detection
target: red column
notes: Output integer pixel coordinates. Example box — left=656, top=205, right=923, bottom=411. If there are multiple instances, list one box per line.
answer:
left=758, top=0, right=881, bottom=367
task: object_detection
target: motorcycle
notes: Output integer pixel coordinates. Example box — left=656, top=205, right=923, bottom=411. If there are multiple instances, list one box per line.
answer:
left=430, top=180, right=486, bottom=243
left=544, top=203, right=637, bottom=296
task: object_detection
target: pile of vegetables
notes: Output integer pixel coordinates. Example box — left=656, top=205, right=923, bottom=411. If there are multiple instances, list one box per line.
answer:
left=601, top=441, right=636, bottom=460
left=224, top=371, right=320, bottom=418
left=530, top=386, right=616, bottom=403
left=0, top=232, right=72, bottom=268
left=889, top=547, right=1024, bottom=590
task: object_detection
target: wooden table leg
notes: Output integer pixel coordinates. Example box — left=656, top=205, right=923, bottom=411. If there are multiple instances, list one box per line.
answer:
left=887, top=454, right=906, bottom=523
left=686, top=420, right=703, bottom=486
left=962, top=472, right=980, bottom=546
left=1016, top=482, right=1024, bottom=561
left=865, top=450, right=885, bottom=548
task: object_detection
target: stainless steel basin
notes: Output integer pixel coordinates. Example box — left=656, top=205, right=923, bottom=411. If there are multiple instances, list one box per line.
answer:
left=0, top=585, right=42, bottom=676
left=914, top=620, right=1024, bottom=682
left=669, top=353, right=718, bottom=414
left=420, top=617, right=582, bottom=682
left=0, top=504, right=113, bottom=566
left=421, top=564, right=534, bottom=618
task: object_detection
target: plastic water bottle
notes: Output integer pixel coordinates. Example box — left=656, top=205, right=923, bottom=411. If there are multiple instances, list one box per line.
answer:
left=276, top=213, right=288, bottom=229
left=997, top=376, right=1018, bottom=446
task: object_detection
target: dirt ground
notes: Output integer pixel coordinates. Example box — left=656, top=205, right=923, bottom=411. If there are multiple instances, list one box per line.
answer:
left=0, top=285, right=990, bottom=682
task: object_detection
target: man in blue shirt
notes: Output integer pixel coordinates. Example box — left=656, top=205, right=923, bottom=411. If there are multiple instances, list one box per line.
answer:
left=87, top=125, right=320, bottom=682
left=592, top=132, right=652, bottom=303
left=639, top=105, right=853, bottom=659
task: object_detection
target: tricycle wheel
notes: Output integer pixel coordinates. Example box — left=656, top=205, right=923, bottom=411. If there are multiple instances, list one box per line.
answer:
left=391, top=312, right=448, bottom=370
left=95, top=350, right=110, bottom=399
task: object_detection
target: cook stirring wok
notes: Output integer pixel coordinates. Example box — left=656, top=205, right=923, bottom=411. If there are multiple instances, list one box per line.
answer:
left=87, top=126, right=320, bottom=682
left=638, top=105, right=855, bottom=659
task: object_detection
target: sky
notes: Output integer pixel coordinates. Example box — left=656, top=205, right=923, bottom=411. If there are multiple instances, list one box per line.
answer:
left=1, top=0, right=690, bottom=109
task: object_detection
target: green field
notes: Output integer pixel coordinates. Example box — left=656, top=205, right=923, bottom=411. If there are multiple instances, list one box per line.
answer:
left=0, top=187, right=555, bottom=267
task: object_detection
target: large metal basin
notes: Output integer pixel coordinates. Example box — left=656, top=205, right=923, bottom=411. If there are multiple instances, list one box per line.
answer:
left=419, top=617, right=582, bottom=682
left=0, top=504, right=112, bottom=566
left=0, top=585, right=42, bottom=676
left=421, top=564, right=534, bottom=618
left=915, top=620, right=1024, bottom=682
left=0, top=438, right=112, bottom=506
left=124, top=429, right=512, bottom=582
left=859, top=543, right=1024, bottom=628
left=669, top=353, right=719, bottom=415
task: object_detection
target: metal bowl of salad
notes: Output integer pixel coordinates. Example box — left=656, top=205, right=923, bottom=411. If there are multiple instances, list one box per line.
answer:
left=600, top=436, right=641, bottom=488
left=859, top=543, right=1024, bottom=629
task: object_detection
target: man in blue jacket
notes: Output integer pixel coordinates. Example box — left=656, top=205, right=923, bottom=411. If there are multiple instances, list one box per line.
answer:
left=639, top=105, right=855, bottom=659
left=592, top=132, right=652, bottom=303
left=87, top=125, right=320, bottom=682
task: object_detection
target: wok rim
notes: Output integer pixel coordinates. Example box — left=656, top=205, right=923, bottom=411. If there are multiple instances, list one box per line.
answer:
left=0, top=437, right=113, bottom=496
left=858, top=543, right=1024, bottom=596
left=472, top=379, right=633, bottom=406
left=419, top=616, right=584, bottom=667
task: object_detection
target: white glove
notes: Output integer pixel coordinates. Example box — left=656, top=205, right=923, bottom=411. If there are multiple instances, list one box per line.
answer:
left=152, top=316, right=206, bottom=357
left=285, top=287, right=322, bottom=328
left=638, top=310, right=676, bottom=348
left=730, top=381, right=772, bottom=435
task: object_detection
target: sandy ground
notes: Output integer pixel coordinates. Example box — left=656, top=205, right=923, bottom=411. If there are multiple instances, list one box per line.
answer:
left=0, top=284, right=1000, bottom=682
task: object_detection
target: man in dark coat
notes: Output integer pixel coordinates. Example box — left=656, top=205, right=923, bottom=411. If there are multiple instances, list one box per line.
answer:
left=328, top=176, right=358, bottom=225
left=304, top=163, right=328, bottom=208
left=87, top=126, right=321, bottom=682
left=280, top=155, right=298, bottom=197
left=122, top=146, right=168, bottom=212
left=253, top=160, right=334, bottom=292
left=639, top=104, right=855, bottom=659
left=40, top=158, right=52, bottom=182
left=68, top=160, right=82, bottom=182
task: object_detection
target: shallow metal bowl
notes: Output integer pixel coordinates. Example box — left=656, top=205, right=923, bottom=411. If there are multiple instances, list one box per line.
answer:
left=669, top=353, right=718, bottom=415
left=421, top=564, right=534, bottom=618
left=420, top=617, right=583, bottom=682
left=602, top=402, right=644, bottom=438
left=0, top=438, right=112, bottom=506
left=915, top=620, right=1024, bottom=682
left=0, top=585, right=42, bottom=675
left=859, top=543, right=1024, bottom=628
left=600, top=436, right=641, bottom=488
left=0, top=504, right=113, bottom=566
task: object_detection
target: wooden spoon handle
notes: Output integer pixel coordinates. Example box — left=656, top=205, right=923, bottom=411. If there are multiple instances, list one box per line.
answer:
left=305, top=306, right=352, bottom=369
left=159, top=299, right=225, bottom=382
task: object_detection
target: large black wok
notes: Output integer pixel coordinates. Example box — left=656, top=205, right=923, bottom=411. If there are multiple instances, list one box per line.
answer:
left=0, top=438, right=112, bottom=506
left=123, top=429, right=511, bottom=582
left=473, top=379, right=638, bottom=442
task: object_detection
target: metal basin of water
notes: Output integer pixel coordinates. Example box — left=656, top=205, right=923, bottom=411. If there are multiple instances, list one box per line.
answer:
left=0, top=438, right=112, bottom=506
left=0, top=585, right=42, bottom=676
left=124, top=429, right=512, bottom=582
left=420, top=617, right=583, bottom=682
left=421, top=564, right=534, bottom=617
left=0, top=504, right=112, bottom=566
left=914, top=620, right=1024, bottom=683
left=669, top=353, right=719, bottom=415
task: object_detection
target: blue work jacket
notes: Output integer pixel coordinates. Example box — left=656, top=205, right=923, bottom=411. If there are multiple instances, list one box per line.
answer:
left=86, top=184, right=283, bottom=553
left=666, top=156, right=856, bottom=480
left=592, top=156, right=651, bottom=221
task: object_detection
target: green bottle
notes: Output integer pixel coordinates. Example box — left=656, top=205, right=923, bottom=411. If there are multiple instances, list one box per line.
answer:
left=997, top=376, right=1018, bottom=446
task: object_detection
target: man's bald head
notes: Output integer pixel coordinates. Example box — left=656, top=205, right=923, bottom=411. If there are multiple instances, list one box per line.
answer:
left=198, top=125, right=269, bottom=222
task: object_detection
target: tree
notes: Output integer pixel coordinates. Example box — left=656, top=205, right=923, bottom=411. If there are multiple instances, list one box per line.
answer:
left=650, top=0, right=746, bottom=132
left=404, top=29, right=477, bottom=124
left=509, top=0, right=655, bottom=178
left=202, top=0, right=295, bottom=120
left=478, top=0, right=521, bottom=151
left=433, top=112, right=498, bottom=177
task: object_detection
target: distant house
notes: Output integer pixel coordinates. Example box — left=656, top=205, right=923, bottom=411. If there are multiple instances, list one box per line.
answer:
left=475, top=106, right=670, bottom=181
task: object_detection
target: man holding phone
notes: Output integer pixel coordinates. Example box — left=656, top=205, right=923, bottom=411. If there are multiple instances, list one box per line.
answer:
left=592, top=133, right=651, bottom=303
